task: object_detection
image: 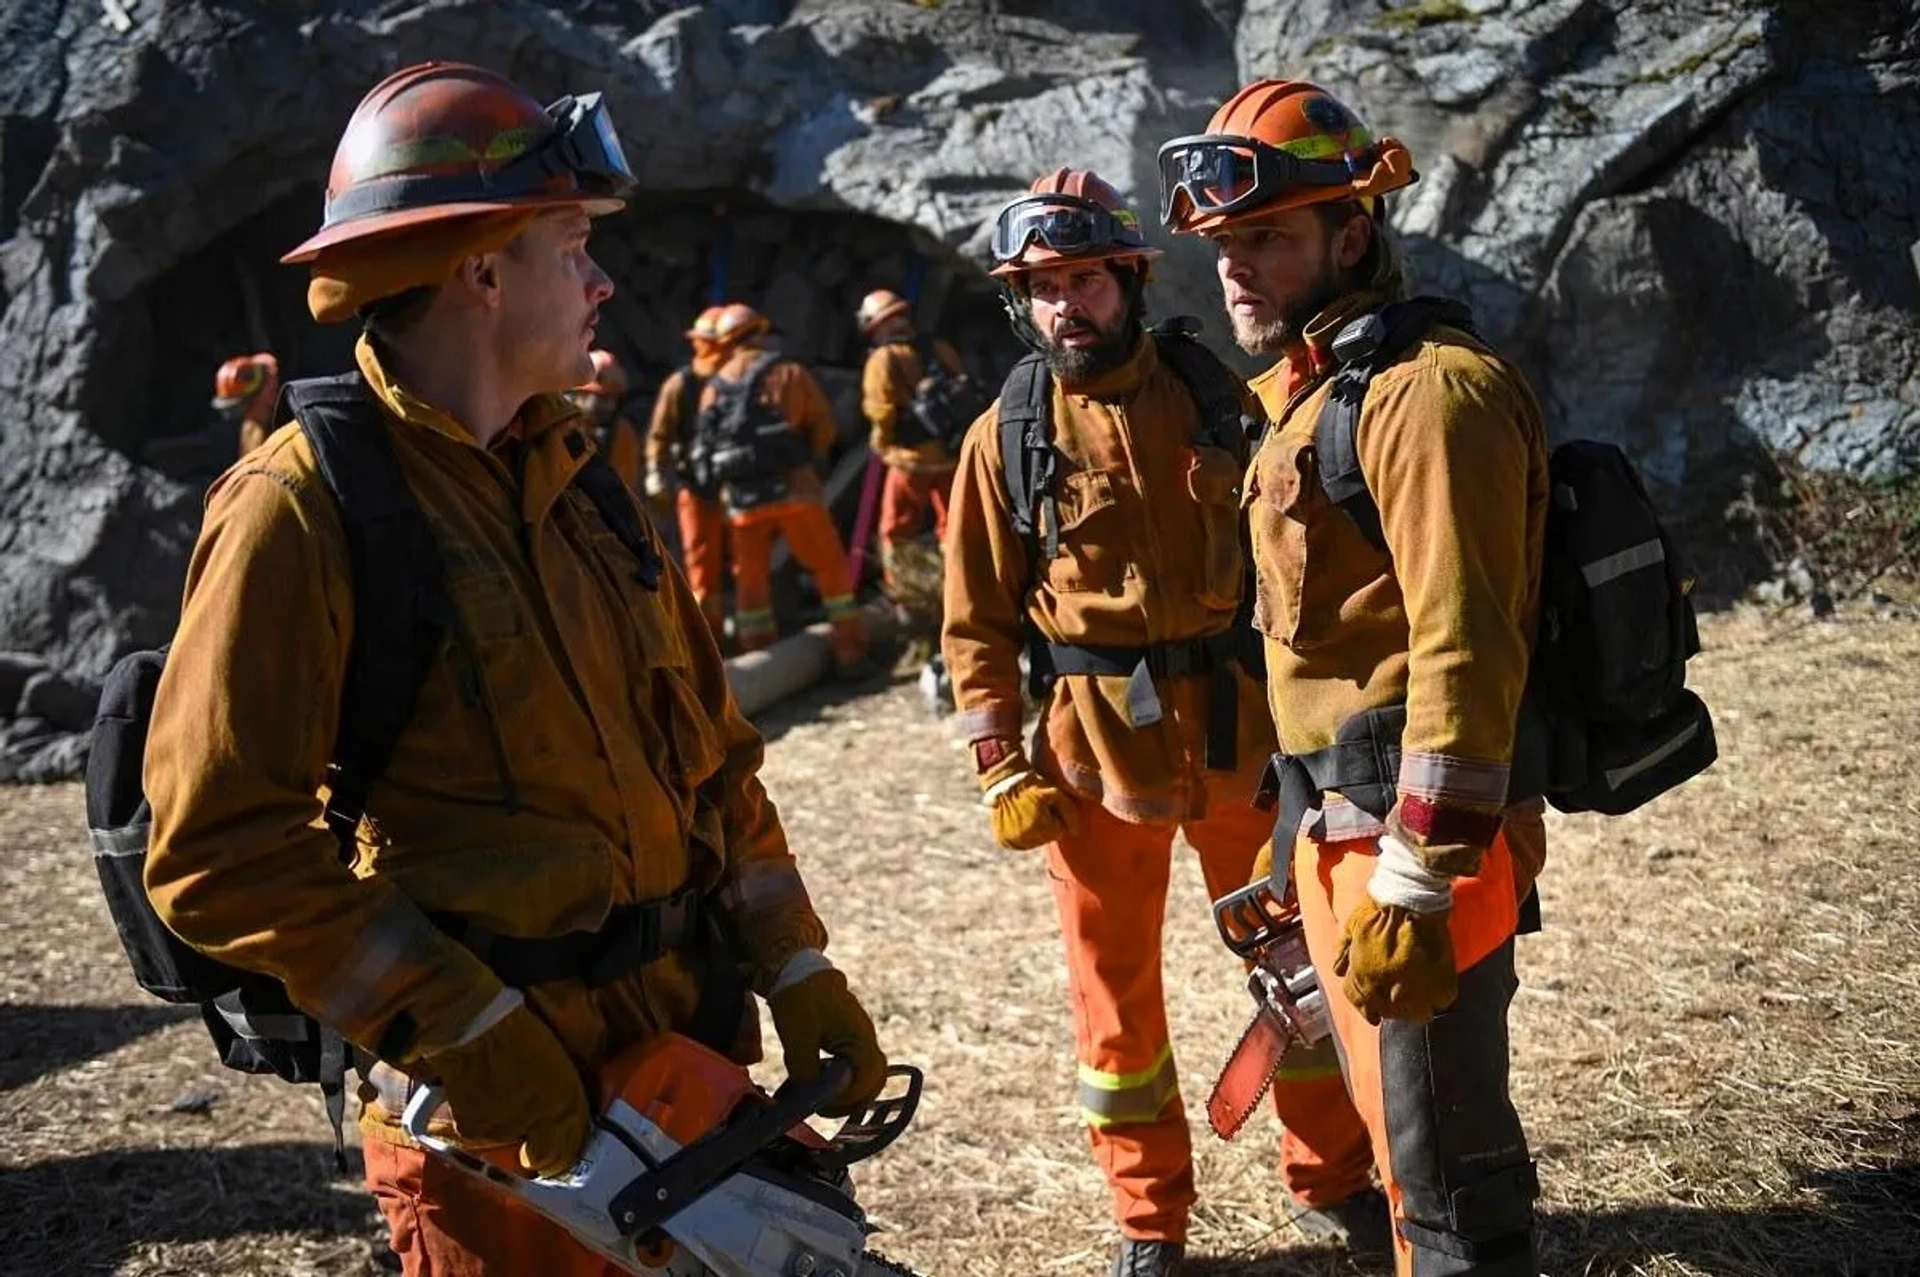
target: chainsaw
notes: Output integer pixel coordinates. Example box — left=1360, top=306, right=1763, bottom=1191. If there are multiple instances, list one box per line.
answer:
left=1204, top=877, right=1333, bottom=1141
left=402, top=1032, right=929, bottom=1276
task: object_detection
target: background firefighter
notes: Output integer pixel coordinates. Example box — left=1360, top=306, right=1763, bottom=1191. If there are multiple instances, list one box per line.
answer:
left=940, top=168, right=1380, bottom=1277
left=856, top=287, right=964, bottom=636
left=646, top=305, right=730, bottom=638
left=1164, top=78, right=1551, bottom=1276
left=691, top=302, right=871, bottom=674
left=212, top=352, right=280, bottom=458
left=141, top=60, right=887, bottom=1277
left=569, top=348, right=643, bottom=487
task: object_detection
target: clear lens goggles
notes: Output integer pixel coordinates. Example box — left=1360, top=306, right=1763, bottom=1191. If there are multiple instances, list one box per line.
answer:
left=990, top=193, right=1145, bottom=265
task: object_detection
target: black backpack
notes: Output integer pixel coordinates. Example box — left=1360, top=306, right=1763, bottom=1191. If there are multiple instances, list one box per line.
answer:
left=84, top=373, right=663, bottom=1155
left=685, top=350, right=812, bottom=508
left=1310, top=297, right=1716, bottom=815
left=894, top=336, right=992, bottom=454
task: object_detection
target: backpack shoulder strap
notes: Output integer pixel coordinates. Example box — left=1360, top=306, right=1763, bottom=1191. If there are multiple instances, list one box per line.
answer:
left=910, top=334, right=948, bottom=382
left=674, top=363, right=702, bottom=434
left=567, top=435, right=664, bottom=592
left=280, top=373, right=450, bottom=850
left=996, top=353, right=1057, bottom=559
left=1312, top=296, right=1478, bottom=554
left=741, top=349, right=786, bottom=397
left=1147, top=316, right=1265, bottom=462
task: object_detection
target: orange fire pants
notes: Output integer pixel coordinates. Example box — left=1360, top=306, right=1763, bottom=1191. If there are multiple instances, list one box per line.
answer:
left=1292, top=828, right=1539, bottom=1276
left=1048, top=796, right=1375, bottom=1242
left=728, top=499, right=865, bottom=664
left=365, top=1137, right=619, bottom=1277
left=878, top=465, right=954, bottom=552
left=674, top=488, right=727, bottom=636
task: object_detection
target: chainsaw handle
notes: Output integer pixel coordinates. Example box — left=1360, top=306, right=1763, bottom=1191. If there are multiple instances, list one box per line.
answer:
left=397, top=1057, right=858, bottom=1174
left=1212, top=879, right=1298, bottom=959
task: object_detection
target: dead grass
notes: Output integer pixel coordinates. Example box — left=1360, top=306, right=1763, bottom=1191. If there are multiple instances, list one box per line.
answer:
left=2, top=609, right=1918, bottom=1275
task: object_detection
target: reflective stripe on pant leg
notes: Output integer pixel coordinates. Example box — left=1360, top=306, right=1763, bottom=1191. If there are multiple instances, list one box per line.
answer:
left=1047, top=798, right=1193, bottom=1239
left=1079, top=1042, right=1180, bottom=1126
left=1381, top=939, right=1539, bottom=1276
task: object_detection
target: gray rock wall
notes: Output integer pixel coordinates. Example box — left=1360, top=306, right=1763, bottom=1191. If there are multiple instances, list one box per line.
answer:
left=0, top=0, right=1914, bottom=778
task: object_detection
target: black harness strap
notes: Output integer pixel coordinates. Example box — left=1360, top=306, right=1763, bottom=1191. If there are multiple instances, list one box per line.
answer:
left=1313, top=296, right=1478, bottom=556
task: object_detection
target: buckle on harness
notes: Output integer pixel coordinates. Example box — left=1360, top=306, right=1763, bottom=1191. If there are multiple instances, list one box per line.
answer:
left=583, top=888, right=697, bottom=988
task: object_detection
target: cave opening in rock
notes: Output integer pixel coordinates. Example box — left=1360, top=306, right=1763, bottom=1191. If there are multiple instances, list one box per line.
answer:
left=110, top=185, right=1020, bottom=627
left=116, top=187, right=1017, bottom=469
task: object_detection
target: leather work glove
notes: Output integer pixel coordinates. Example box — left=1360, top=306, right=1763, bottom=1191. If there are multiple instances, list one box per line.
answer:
left=642, top=467, right=668, bottom=500
left=1333, top=835, right=1460, bottom=1025
left=420, top=996, right=591, bottom=1176
left=976, top=738, right=1081, bottom=851
left=766, top=958, right=888, bottom=1118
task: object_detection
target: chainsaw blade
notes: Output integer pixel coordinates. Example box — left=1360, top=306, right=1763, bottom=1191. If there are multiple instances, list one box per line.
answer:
left=859, top=1249, right=930, bottom=1276
left=1206, top=1005, right=1293, bottom=1141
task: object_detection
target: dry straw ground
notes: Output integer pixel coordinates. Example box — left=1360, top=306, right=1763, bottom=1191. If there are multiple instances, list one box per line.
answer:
left=2, top=610, right=1916, bottom=1276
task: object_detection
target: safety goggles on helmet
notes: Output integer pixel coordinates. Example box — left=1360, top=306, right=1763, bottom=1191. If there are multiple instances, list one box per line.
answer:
left=1155, top=133, right=1367, bottom=227
left=323, top=91, right=636, bottom=225
left=989, top=193, right=1149, bottom=266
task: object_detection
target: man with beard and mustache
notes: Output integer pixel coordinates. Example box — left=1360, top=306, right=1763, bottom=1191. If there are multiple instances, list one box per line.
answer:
left=942, top=168, right=1381, bottom=1277
left=142, top=62, right=887, bottom=1275
left=1162, top=80, right=1551, bottom=1276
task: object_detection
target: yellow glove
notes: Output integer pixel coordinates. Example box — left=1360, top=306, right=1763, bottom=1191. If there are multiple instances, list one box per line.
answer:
left=1333, top=836, right=1459, bottom=1025
left=419, top=996, right=591, bottom=1175
left=976, top=740, right=1081, bottom=851
left=767, top=959, right=888, bottom=1118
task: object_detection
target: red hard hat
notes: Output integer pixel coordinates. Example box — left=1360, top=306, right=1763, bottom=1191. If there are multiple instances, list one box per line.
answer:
left=282, top=61, right=633, bottom=263
left=1158, top=80, right=1415, bottom=235
left=988, top=168, right=1163, bottom=279
left=712, top=302, right=770, bottom=344
left=578, top=349, right=628, bottom=397
left=211, top=353, right=280, bottom=411
left=856, top=288, right=911, bottom=336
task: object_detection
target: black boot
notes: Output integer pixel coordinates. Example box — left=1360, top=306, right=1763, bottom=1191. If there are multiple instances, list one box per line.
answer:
left=1110, top=1239, right=1184, bottom=1277
left=1289, top=1186, right=1394, bottom=1264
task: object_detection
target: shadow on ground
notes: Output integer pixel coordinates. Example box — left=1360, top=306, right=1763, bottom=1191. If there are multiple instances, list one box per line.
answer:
left=0, top=1001, right=197, bottom=1092
left=0, top=1141, right=377, bottom=1272
left=1185, top=1157, right=1920, bottom=1277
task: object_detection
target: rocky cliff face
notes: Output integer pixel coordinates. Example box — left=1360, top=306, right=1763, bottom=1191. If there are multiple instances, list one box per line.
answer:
left=0, top=0, right=1913, bottom=778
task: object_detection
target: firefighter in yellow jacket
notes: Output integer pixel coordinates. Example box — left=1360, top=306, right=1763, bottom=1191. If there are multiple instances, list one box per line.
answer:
left=570, top=348, right=643, bottom=487
left=645, top=306, right=729, bottom=636
left=856, top=288, right=963, bottom=608
left=1162, top=79, right=1551, bottom=1275
left=692, top=303, right=869, bottom=671
left=942, top=168, right=1380, bottom=1277
left=142, top=62, right=886, bottom=1277
left=213, top=352, right=280, bottom=457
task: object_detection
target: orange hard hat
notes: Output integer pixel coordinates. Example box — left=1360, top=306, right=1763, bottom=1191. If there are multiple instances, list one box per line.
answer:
left=578, top=349, right=628, bottom=397
left=685, top=305, right=725, bottom=341
left=712, top=302, right=769, bottom=344
left=988, top=168, right=1163, bottom=279
left=282, top=61, right=634, bottom=263
left=211, top=353, right=280, bottom=411
left=856, top=288, right=911, bottom=336
left=1158, top=80, right=1415, bottom=235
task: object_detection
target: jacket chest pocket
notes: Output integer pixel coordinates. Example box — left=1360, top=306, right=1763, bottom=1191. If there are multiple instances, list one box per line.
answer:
left=1189, top=444, right=1247, bottom=610
left=1245, top=436, right=1355, bottom=651
left=566, top=491, right=690, bottom=673
left=391, top=567, right=541, bottom=791
left=1043, top=467, right=1130, bottom=595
